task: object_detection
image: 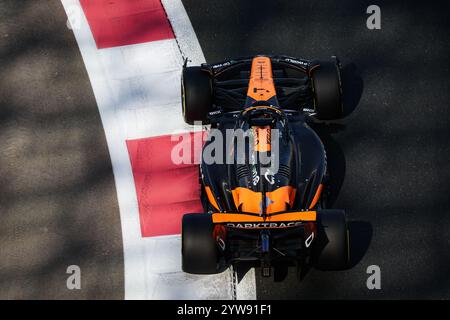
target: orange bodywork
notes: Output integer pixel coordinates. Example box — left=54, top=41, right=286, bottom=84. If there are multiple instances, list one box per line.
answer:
left=212, top=211, right=316, bottom=223
left=309, top=184, right=323, bottom=209
left=205, top=186, right=220, bottom=211
left=253, top=126, right=271, bottom=152
left=231, top=187, right=261, bottom=214
left=231, top=186, right=296, bottom=214
left=267, top=186, right=296, bottom=212
left=246, top=56, right=277, bottom=102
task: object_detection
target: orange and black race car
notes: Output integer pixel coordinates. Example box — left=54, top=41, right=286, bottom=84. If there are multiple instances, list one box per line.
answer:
left=180, top=55, right=350, bottom=277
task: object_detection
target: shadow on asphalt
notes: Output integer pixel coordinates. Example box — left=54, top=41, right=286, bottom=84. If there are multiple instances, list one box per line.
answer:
left=341, top=63, right=364, bottom=117
left=0, top=0, right=124, bottom=299
left=348, top=221, right=373, bottom=268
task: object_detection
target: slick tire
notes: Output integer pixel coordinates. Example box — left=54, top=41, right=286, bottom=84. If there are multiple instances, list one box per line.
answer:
left=311, top=59, right=343, bottom=120
left=182, top=213, right=219, bottom=274
left=313, top=209, right=349, bottom=270
left=181, top=66, right=213, bottom=125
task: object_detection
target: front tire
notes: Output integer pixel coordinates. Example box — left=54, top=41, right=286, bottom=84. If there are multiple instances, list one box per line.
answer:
left=182, top=213, right=219, bottom=274
left=312, top=209, right=349, bottom=270
left=181, top=66, right=213, bottom=125
left=311, top=59, right=343, bottom=120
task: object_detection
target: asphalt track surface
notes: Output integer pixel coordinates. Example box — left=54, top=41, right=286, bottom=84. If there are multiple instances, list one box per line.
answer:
left=0, top=1, right=123, bottom=299
left=0, top=0, right=449, bottom=300
left=183, top=0, right=450, bottom=299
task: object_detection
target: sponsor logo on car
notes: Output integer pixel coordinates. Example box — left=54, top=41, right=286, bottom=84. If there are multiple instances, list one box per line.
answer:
left=284, top=58, right=308, bottom=66
left=225, top=221, right=303, bottom=229
left=212, top=61, right=232, bottom=69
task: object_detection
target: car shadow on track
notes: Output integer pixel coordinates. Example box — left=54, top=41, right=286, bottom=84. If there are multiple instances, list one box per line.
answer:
left=347, top=220, right=373, bottom=268
left=311, top=61, right=364, bottom=206
left=309, top=63, right=372, bottom=272
left=341, top=62, right=364, bottom=117
left=294, top=220, right=373, bottom=282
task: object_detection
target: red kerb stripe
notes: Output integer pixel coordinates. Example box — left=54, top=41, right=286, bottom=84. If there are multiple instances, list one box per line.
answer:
left=127, top=132, right=205, bottom=237
left=80, top=0, right=175, bottom=49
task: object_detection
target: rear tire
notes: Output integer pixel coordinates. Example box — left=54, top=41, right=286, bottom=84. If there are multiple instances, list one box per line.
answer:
left=182, top=213, right=219, bottom=274
left=181, top=66, right=213, bottom=125
left=312, top=209, right=349, bottom=270
left=311, top=59, right=343, bottom=120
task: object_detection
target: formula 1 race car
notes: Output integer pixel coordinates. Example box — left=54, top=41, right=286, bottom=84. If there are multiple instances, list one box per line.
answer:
left=181, top=55, right=350, bottom=277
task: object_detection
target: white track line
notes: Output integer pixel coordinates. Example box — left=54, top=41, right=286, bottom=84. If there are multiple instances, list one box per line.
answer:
left=62, top=0, right=255, bottom=299
left=161, top=0, right=205, bottom=64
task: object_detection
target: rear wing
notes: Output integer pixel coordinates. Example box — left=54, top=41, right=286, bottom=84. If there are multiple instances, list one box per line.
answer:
left=212, top=210, right=317, bottom=229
